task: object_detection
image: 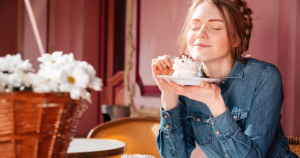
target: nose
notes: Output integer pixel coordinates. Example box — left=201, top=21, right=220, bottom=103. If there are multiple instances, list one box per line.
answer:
left=196, top=27, right=208, bottom=39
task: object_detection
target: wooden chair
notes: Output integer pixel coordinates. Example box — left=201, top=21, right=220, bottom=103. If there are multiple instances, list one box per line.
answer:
left=287, top=136, right=300, bottom=157
left=87, top=116, right=161, bottom=158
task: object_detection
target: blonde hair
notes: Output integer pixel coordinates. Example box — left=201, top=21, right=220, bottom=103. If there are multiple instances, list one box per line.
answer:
left=178, top=0, right=253, bottom=62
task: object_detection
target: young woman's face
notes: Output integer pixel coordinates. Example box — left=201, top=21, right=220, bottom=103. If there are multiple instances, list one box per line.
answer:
left=187, top=2, right=231, bottom=63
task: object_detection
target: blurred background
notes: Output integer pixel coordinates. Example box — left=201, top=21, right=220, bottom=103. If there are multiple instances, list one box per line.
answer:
left=0, top=0, right=299, bottom=157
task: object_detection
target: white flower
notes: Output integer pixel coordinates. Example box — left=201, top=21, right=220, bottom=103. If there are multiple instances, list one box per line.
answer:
left=80, top=89, right=92, bottom=103
left=0, top=73, right=8, bottom=92
left=8, top=72, right=22, bottom=87
left=89, top=77, right=102, bottom=91
left=33, top=75, right=59, bottom=93
left=0, top=57, right=8, bottom=71
left=21, top=72, right=36, bottom=87
left=0, top=52, right=102, bottom=103
left=77, top=61, right=102, bottom=91
left=59, top=65, right=90, bottom=100
left=36, top=66, right=61, bottom=83
left=33, top=67, right=60, bottom=92
left=0, top=54, right=33, bottom=72
left=18, top=59, right=34, bottom=72
left=38, top=51, right=66, bottom=68
left=78, top=61, right=96, bottom=77
left=0, top=72, right=23, bottom=91
left=61, top=53, right=75, bottom=64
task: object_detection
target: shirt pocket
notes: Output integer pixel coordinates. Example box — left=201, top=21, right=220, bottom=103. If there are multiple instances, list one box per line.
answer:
left=231, top=110, right=249, bottom=129
left=187, top=113, right=213, bottom=145
left=231, top=111, right=248, bottom=121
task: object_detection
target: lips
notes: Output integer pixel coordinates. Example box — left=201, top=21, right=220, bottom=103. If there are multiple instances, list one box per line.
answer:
left=194, top=42, right=211, bottom=49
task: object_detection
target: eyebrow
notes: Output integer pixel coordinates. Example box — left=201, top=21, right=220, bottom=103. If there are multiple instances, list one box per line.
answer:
left=191, top=19, right=224, bottom=23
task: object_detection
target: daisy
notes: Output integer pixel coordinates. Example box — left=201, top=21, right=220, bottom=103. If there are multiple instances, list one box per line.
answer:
left=77, top=61, right=102, bottom=91
left=37, top=51, right=66, bottom=68
left=0, top=54, right=33, bottom=73
left=21, top=72, right=36, bottom=87
left=33, top=75, right=59, bottom=93
left=33, top=67, right=60, bottom=92
left=58, top=65, right=89, bottom=100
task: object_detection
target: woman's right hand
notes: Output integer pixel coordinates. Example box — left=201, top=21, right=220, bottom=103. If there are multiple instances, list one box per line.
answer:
left=151, top=55, right=178, bottom=110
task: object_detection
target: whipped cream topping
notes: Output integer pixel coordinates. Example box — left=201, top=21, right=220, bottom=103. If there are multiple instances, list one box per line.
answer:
left=172, top=54, right=199, bottom=77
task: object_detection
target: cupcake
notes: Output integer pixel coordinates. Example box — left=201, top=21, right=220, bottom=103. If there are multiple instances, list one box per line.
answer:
left=172, top=53, right=199, bottom=77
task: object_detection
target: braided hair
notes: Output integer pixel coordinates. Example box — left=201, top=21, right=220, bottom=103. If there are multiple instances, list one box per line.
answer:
left=178, top=0, right=253, bottom=62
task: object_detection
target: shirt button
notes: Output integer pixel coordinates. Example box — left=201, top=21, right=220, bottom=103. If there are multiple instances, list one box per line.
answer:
left=216, top=131, right=220, bottom=135
left=196, top=118, right=201, bottom=122
left=166, top=124, right=170, bottom=129
left=233, top=115, right=237, bottom=120
left=211, top=122, right=215, bottom=125
left=164, top=115, right=168, bottom=119
left=221, top=80, right=225, bottom=84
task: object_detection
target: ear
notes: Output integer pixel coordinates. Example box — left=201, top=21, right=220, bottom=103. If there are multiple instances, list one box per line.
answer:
left=232, top=36, right=241, bottom=48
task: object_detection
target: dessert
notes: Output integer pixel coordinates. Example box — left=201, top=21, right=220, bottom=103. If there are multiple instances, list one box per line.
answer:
left=172, top=54, right=199, bottom=77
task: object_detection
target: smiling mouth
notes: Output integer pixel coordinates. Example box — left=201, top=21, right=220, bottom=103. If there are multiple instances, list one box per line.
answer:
left=194, top=45, right=211, bottom=49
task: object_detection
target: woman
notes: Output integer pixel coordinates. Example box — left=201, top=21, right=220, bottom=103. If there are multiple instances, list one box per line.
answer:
left=151, top=0, right=299, bottom=157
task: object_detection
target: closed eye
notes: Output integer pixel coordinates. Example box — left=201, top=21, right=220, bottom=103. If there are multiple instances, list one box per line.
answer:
left=191, top=28, right=200, bottom=31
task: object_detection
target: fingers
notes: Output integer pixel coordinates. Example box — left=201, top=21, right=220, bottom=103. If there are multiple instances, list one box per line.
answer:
left=160, top=79, right=180, bottom=94
left=153, top=55, right=172, bottom=68
left=158, top=55, right=171, bottom=67
left=200, top=81, right=218, bottom=92
left=200, top=81, right=210, bottom=89
left=172, top=81, right=212, bottom=93
left=169, top=69, right=174, bottom=76
left=157, top=57, right=167, bottom=68
left=152, top=59, right=163, bottom=69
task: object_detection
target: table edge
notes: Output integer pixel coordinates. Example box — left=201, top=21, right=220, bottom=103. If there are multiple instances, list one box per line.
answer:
left=67, top=145, right=127, bottom=157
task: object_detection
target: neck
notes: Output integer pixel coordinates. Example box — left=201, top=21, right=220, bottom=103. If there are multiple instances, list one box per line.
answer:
left=202, top=56, right=234, bottom=80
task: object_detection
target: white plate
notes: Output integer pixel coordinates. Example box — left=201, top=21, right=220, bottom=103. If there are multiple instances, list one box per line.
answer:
left=157, top=75, right=221, bottom=86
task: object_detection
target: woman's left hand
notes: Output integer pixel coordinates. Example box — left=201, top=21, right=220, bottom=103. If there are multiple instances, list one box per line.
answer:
left=160, top=79, right=227, bottom=117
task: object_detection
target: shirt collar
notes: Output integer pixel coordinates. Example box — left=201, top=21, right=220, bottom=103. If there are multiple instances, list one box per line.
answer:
left=226, top=61, right=244, bottom=79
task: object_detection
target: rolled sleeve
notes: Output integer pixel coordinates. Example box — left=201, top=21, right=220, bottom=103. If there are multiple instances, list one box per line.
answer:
left=159, top=105, right=182, bottom=134
left=210, top=108, right=239, bottom=138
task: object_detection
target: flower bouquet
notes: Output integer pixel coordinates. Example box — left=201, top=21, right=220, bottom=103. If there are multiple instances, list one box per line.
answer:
left=0, top=52, right=102, bottom=158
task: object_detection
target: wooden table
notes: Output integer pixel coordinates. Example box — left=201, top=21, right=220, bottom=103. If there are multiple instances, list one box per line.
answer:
left=67, top=138, right=126, bottom=158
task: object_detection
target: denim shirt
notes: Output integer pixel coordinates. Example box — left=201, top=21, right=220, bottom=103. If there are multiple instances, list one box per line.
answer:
left=157, top=58, right=299, bottom=158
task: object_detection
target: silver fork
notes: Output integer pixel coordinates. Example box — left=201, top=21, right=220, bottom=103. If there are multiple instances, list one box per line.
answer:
left=168, top=55, right=177, bottom=63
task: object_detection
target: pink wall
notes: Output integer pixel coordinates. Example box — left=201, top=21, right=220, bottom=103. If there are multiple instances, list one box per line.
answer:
left=276, top=0, right=300, bottom=137
left=295, top=1, right=300, bottom=136
left=139, top=0, right=189, bottom=86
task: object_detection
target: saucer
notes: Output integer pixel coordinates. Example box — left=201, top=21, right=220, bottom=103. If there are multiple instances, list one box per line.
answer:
left=157, top=75, right=221, bottom=86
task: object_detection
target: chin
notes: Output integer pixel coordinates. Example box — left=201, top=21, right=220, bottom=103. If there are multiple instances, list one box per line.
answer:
left=190, top=52, right=207, bottom=62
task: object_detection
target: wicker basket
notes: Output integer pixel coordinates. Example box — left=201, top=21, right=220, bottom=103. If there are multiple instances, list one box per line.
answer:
left=0, top=91, right=86, bottom=158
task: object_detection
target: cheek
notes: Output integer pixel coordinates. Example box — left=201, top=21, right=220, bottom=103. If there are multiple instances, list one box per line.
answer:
left=187, top=31, right=196, bottom=50
left=211, top=33, right=230, bottom=50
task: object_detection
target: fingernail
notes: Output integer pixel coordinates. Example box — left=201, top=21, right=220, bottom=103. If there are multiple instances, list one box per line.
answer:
left=200, top=82, right=204, bottom=87
left=167, top=62, right=171, bottom=66
left=160, top=66, right=163, bottom=69
left=163, top=63, right=166, bottom=68
left=169, top=82, right=172, bottom=86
